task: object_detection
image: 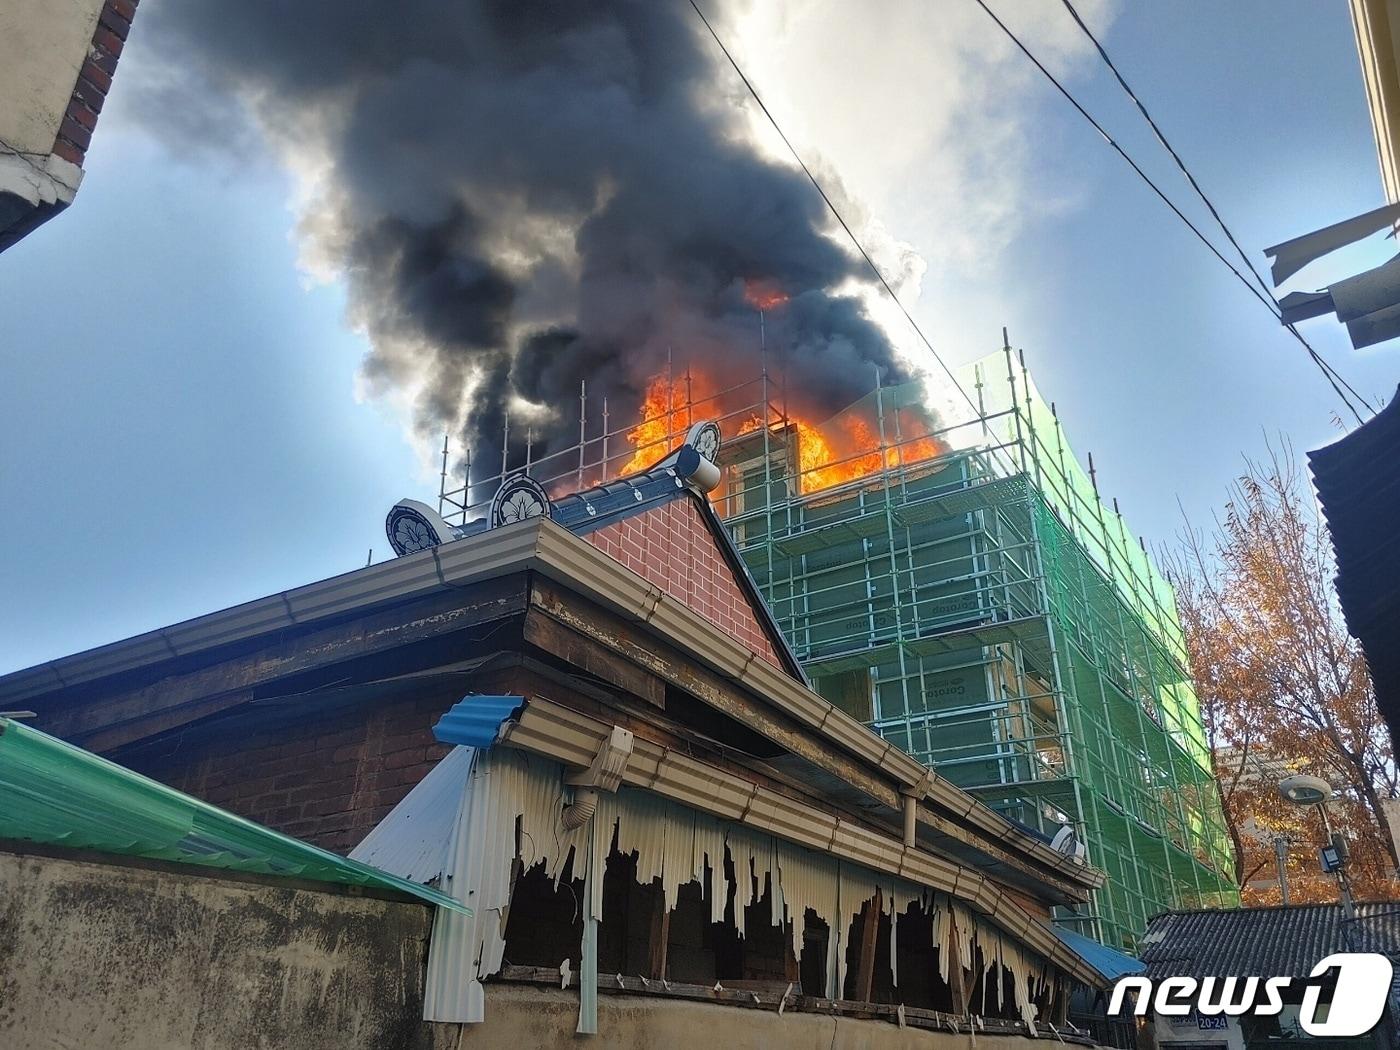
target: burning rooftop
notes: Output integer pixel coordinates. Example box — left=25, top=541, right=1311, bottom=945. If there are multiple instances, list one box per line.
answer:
left=486, top=367, right=951, bottom=519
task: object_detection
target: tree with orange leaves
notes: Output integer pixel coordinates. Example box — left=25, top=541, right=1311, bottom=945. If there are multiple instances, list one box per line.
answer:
left=1166, top=441, right=1398, bottom=905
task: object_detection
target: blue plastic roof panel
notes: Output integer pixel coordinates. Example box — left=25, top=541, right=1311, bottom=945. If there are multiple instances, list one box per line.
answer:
left=1052, top=924, right=1145, bottom=981
left=432, top=695, right=527, bottom=748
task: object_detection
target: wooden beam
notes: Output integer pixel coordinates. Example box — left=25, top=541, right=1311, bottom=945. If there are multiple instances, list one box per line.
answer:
left=528, top=579, right=902, bottom=810
left=41, top=573, right=531, bottom=749
left=494, top=966, right=1087, bottom=1042
left=646, top=887, right=670, bottom=981
left=1053, top=976, right=1070, bottom=1026
left=82, top=688, right=255, bottom=755
left=854, top=888, right=882, bottom=1004
left=523, top=608, right=665, bottom=708
left=785, top=936, right=802, bottom=983
left=947, top=907, right=970, bottom=1018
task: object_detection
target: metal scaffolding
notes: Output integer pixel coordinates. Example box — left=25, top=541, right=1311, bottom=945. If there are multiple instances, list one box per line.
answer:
left=436, top=338, right=1238, bottom=949
left=706, top=345, right=1237, bottom=950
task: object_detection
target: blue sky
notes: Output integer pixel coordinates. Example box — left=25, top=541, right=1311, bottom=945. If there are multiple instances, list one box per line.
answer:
left=1, top=0, right=1396, bottom=672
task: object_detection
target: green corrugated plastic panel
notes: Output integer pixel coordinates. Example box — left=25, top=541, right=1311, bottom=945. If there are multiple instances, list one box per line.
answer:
left=0, top=718, right=465, bottom=912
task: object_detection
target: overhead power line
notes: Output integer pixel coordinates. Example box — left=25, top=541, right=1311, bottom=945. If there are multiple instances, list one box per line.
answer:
left=969, top=0, right=1372, bottom=425
left=1055, top=0, right=1376, bottom=423
left=688, top=0, right=1372, bottom=429
left=1056, top=0, right=1276, bottom=302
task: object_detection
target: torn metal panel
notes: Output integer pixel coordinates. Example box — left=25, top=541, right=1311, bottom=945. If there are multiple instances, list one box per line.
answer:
left=1279, top=289, right=1336, bottom=324
left=1265, top=201, right=1400, bottom=284
left=496, top=694, right=1100, bottom=985
left=1328, top=252, right=1400, bottom=321
left=1347, top=297, right=1400, bottom=348
left=694, top=811, right=728, bottom=925
left=775, top=843, right=841, bottom=997
left=349, top=744, right=474, bottom=883
left=378, top=744, right=1068, bottom=1026
left=421, top=747, right=585, bottom=1023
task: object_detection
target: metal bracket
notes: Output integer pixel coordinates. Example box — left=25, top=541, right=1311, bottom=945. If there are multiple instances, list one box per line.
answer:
left=565, top=726, right=635, bottom=792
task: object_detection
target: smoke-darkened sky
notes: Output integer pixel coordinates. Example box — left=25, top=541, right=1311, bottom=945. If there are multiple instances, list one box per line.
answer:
left=2, top=1, right=1395, bottom=670
left=135, top=1, right=916, bottom=482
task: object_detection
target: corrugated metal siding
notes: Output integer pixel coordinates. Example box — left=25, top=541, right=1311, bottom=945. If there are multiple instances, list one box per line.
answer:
left=349, top=745, right=474, bottom=883
left=359, top=731, right=1083, bottom=1023
left=500, top=696, right=1098, bottom=984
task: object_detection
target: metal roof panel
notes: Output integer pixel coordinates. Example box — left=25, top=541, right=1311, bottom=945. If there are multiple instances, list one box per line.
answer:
left=432, top=695, right=526, bottom=748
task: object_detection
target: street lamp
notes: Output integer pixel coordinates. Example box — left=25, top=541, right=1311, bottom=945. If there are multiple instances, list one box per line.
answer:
left=1275, top=779, right=1385, bottom=1050
left=1277, top=774, right=1354, bottom=917
left=1279, top=774, right=1332, bottom=807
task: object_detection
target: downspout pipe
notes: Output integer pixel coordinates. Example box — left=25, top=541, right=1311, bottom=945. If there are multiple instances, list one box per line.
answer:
left=903, top=793, right=918, bottom=848
left=562, top=787, right=600, bottom=831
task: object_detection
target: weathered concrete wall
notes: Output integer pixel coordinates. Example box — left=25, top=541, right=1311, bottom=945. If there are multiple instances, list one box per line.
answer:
left=462, top=984, right=1083, bottom=1050
left=0, top=0, right=103, bottom=153
left=0, top=848, right=437, bottom=1050
left=0, top=849, right=1095, bottom=1050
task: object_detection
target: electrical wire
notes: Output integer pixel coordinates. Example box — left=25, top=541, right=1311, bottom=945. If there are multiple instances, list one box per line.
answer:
left=689, top=0, right=1372, bottom=430
left=685, top=0, right=987, bottom=424
left=970, top=0, right=1372, bottom=424
left=1055, top=0, right=1376, bottom=421
left=1057, top=0, right=1275, bottom=301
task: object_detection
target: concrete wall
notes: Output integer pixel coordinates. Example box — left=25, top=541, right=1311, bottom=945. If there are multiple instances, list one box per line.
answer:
left=0, top=0, right=134, bottom=248
left=465, top=984, right=1080, bottom=1050
left=0, top=847, right=438, bottom=1050
left=0, top=0, right=104, bottom=154
left=0, top=847, right=1095, bottom=1050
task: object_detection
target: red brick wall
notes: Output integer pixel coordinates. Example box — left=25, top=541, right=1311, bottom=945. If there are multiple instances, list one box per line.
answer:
left=583, top=497, right=782, bottom=669
left=124, top=691, right=451, bottom=855
left=52, top=0, right=137, bottom=167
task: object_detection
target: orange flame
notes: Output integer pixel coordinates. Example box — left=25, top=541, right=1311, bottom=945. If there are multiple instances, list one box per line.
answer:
left=744, top=278, right=790, bottom=311
left=623, top=373, right=946, bottom=496
left=619, top=378, right=693, bottom=475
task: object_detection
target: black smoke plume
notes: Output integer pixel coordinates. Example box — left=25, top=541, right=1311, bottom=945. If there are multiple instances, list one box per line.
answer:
left=141, top=1, right=908, bottom=483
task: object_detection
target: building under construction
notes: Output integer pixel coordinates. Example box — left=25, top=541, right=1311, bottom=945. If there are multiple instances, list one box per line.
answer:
left=434, top=342, right=1238, bottom=950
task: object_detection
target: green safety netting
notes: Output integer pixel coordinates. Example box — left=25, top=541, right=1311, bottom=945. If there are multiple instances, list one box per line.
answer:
left=729, top=349, right=1238, bottom=947
left=0, top=717, right=466, bottom=913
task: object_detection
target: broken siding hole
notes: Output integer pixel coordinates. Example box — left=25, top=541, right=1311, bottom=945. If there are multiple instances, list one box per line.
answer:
left=412, top=747, right=1060, bottom=1027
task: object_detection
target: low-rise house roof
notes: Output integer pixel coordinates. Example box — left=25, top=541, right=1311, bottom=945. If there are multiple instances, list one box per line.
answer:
left=0, top=714, right=459, bottom=910
left=0, top=426, right=1120, bottom=1035
left=1139, top=902, right=1400, bottom=980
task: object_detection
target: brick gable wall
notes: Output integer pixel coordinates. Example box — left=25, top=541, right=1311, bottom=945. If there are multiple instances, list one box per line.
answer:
left=52, top=0, right=137, bottom=168
left=121, top=497, right=786, bottom=852
left=582, top=497, right=782, bottom=670
left=124, top=692, right=451, bottom=855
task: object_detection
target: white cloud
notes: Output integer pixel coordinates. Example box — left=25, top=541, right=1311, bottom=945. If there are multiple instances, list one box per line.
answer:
left=723, top=0, right=1117, bottom=388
